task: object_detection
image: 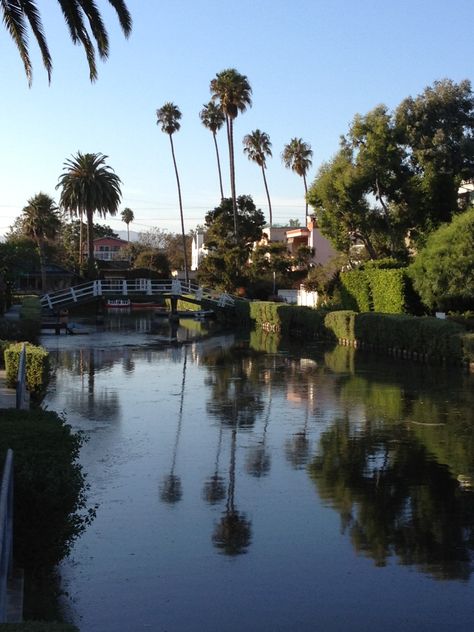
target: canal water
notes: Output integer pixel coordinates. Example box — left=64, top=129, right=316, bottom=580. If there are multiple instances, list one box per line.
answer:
left=41, top=313, right=474, bottom=632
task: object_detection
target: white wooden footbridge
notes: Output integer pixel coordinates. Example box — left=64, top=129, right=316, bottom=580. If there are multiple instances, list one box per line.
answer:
left=40, top=279, right=236, bottom=312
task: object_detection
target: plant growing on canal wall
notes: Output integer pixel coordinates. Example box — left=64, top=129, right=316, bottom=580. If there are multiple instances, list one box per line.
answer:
left=4, top=342, right=49, bottom=394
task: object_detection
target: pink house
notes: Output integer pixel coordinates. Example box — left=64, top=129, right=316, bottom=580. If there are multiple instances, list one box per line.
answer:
left=86, top=237, right=129, bottom=262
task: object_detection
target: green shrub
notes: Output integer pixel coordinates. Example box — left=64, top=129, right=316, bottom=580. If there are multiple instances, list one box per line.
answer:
left=20, top=296, right=42, bottom=320
left=354, top=313, right=465, bottom=361
left=409, top=207, right=474, bottom=311
left=246, top=301, right=327, bottom=338
left=0, top=318, right=39, bottom=343
left=339, top=270, right=371, bottom=311
left=324, top=310, right=357, bottom=341
left=339, top=266, right=421, bottom=314
left=4, top=342, right=49, bottom=394
left=0, top=410, right=93, bottom=573
left=366, top=268, right=405, bottom=313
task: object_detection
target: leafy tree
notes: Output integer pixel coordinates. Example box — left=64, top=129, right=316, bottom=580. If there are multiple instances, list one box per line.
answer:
left=396, top=78, right=474, bottom=226
left=282, top=138, right=313, bottom=222
left=57, top=152, right=122, bottom=274
left=58, top=220, right=118, bottom=271
left=243, top=129, right=273, bottom=226
left=309, top=79, right=474, bottom=261
left=200, top=101, right=226, bottom=200
left=20, top=192, right=61, bottom=291
left=2, top=0, right=132, bottom=85
left=409, top=206, right=474, bottom=311
left=210, top=68, right=252, bottom=238
left=133, top=250, right=170, bottom=277
left=198, top=195, right=265, bottom=292
left=308, top=145, right=388, bottom=260
left=121, top=207, right=134, bottom=242
left=156, top=102, right=189, bottom=282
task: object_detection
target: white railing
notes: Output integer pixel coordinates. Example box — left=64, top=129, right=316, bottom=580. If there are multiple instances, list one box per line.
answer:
left=40, top=279, right=236, bottom=311
left=0, top=449, right=14, bottom=623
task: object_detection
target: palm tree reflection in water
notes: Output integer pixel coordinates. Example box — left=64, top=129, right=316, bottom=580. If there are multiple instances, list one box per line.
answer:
left=202, top=423, right=226, bottom=505
left=212, top=428, right=252, bottom=556
left=159, top=346, right=188, bottom=504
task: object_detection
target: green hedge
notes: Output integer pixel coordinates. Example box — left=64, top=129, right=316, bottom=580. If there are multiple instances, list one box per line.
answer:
left=323, top=310, right=356, bottom=341
left=322, top=311, right=465, bottom=362
left=0, top=410, right=93, bottom=573
left=339, top=270, right=371, bottom=312
left=4, top=342, right=49, bottom=394
left=339, top=267, right=414, bottom=314
left=245, top=301, right=327, bottom=338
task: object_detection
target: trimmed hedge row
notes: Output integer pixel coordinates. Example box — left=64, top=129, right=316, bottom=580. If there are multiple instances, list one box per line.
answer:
left=339, top=267, right=412, bottom=313
left=4, top=342, right=50, bottom=394
left=246, top=302, right=469, bottom=364
left=244, top=301, right=328, bottom=338
left=323, top=311, right=465, bottom=362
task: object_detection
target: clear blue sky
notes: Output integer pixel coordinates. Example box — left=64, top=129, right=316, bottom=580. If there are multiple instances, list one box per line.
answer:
left=0, top=0, right=472, bottom=237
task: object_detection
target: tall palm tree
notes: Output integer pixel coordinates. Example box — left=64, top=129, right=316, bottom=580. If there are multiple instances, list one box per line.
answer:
left=57, top=152, right=122, bottom=274
left=243, top=129, right=273, bottom=227
left=2, top=0, right=132, bottom=85
left=199, top=102, right=226, bottom=201
left=21, top=192, right=61, bottom=291
left=156, top=102, right=189, bottom=282
left=121, top=207, right=134, bottom=242
left=210, top=68, right=252, bottom=238
left=282, top=138, right=313, bottom=223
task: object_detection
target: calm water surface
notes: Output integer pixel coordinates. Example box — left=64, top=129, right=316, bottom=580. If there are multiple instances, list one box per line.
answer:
left=41, top=313, right=474, bottom=632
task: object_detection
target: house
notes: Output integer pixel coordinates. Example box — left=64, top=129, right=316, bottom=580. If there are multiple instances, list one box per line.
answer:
left=259, top=217, right=337, bottom=267
left=191, top=232, right=207, bottom=271
left=192, top=217, right=337, bottom=271
left=85, top=237, right=130, bottom=262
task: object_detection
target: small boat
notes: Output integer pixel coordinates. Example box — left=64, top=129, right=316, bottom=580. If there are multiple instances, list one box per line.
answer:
left=131, top=302, right=163, bottom=309
left=106, top=298, right=131, bottom=308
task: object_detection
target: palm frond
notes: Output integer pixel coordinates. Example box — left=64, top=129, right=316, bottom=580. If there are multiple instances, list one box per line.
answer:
left=2, top=0, right=33, bottom=84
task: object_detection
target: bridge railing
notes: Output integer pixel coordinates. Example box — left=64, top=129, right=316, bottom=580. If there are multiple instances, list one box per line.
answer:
left=40, top=279, right=235, bottom=311
left=0, top=449, right=14, bottom=623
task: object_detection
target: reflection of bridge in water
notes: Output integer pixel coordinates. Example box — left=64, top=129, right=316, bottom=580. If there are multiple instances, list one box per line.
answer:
left=40, top=279, right=237, bottom=315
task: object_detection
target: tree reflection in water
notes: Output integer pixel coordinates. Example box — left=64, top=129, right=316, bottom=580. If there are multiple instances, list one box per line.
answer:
left=285, top=406, right=311, bottom=470
left=213, top=428, right=252, bottom=556
left=159, top=346, right=187, bottom=504
left=202, top=423, right=226, bottom=505
left=309, top=417, right=474, bottom=580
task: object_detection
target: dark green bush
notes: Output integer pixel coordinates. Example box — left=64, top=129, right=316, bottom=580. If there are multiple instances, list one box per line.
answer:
left=0, top=410, right=93, bottom=573
left=4, top=342, right=49, bottom=394
left=0, top=318, right=39, bottom=343
left=354, top=313, right=465, bottom=361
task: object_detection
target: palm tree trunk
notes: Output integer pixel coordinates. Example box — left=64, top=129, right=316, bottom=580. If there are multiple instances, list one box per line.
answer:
left=213, top=131, right=225, bottom=201
left=127, top=223, right=130, bottom=242
left=227, top=116, right=238, bottom=239
left=261, top=165, right=273, bottom=227
left=303, top=172, right=308, bottom=225
left=79, top=210, right=84, bottom=268
left=86, top=209, right=95, bottom=276
left=169, top=135, right=189, bottom=283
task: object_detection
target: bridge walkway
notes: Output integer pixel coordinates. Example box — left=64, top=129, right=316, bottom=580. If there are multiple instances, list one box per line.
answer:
left=40, top=279, right=237, bottom=313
